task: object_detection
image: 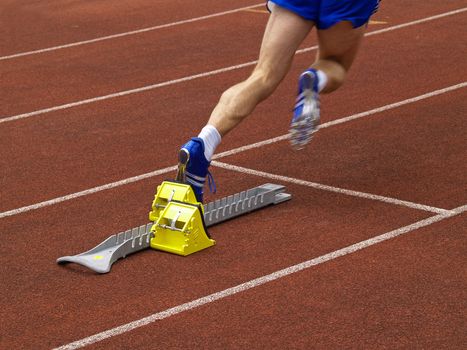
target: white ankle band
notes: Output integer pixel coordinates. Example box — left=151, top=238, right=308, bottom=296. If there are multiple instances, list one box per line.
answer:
left=316, top=70, right=328, bottom=92
left=198, top=125, right=221, bottom=161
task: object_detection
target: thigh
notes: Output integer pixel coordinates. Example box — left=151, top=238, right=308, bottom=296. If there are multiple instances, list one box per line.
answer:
left=316, top=21, right=366, bottom=71
left=256, top=5, right=314, bottom=79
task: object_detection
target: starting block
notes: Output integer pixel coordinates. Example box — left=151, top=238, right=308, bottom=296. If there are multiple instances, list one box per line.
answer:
left=149, top=181, right=214, bottom=256
left=57, top=182, right=291, bottom=273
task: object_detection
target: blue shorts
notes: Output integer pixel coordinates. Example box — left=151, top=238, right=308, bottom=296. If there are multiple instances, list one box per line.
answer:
left=267, top=0, right=380, bottom=29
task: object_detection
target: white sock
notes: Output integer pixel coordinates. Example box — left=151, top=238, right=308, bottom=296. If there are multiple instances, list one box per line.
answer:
left=198, top=124, right=221, bottom=161
left=316, top=70, right=328, bottom=92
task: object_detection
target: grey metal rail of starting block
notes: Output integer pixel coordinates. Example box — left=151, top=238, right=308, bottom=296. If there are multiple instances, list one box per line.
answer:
left=57, top=183, right=291, bottom=273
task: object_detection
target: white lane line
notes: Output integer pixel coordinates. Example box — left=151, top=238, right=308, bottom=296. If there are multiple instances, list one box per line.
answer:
left=0, top=3, right=264, bottom=61
left=1, top=7, right=466, bottom=125
left=53, top=203, right=467, bottom=350
left=212, top=161, right=451, bottom=215
left=319, top=82, right=467, bottom=129
left=0, top=83, right=463, bottom=220
left=214, top=134, right=290, bottom=159
left=0, top=61, right=256, bottom=124
left=213, top=82, right=467, bottom=159
left=0, top=166, right=177, bottom=219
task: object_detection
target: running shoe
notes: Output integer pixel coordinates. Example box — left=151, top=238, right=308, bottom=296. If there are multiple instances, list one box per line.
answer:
left=177, top=137, right=215, bottom=202
left=289, top=69, right=320, bottom=149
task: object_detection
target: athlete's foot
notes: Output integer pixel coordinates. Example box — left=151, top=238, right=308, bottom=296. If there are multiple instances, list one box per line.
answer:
left=178, top=137, right=215, bottom=202
left=289, top=69, right=320, bottom=150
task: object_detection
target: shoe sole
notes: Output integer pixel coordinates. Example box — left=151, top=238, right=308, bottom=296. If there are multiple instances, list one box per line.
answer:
left=290, top=71, right=320, bottom=150
left=176, top=148, right=190, bottom=183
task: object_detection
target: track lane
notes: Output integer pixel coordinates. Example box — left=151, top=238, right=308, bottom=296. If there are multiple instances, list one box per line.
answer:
left=86, top=214, right=466, bottom=349
left=218, top=89, right=467, bottom=210
left=1, top=9, right=271, bottom=117
left=1, top=0, right=260, bottom=55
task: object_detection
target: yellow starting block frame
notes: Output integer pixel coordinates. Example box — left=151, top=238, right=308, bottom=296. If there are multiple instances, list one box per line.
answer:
left=149, top=181, right=201, bottom=221
left=149, top=181, right=215, bottom=256
left=57, top=182, right=291, bottom=273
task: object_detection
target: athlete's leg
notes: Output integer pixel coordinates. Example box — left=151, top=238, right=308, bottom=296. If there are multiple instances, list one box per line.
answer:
left=289, top=21, right=367, bottom=149
left=179, top=6, right=313, bottom=201
left=312, top=21, right=367, bottom=93
left=208, top=6, right=314, bottom=137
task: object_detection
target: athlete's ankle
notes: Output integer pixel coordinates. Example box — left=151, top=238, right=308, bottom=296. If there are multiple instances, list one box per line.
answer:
left=304, top=68, right=328, bottom=93
left=315, top=70, right=328, bottom=92
left=197, top=124, right=221, bottom=161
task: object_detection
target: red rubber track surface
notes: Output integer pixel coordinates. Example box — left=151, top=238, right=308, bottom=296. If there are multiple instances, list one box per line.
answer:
left=1, top=1, right=466, bottom=349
